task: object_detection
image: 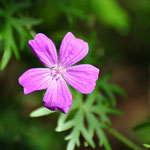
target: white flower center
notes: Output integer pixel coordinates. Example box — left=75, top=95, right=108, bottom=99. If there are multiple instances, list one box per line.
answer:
left=51, top=65, right=65, bottom=80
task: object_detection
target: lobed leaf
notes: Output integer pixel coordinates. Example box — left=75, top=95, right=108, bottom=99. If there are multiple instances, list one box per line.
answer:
left=8, top=2, right=30, bottom=15
left=55, top=88, right=121, bottom=150
left=0, top=46, right=12, bottom=70
left=29, top=107, right=55, bottom=117
left=14, top=18, right=42, bottom=27
left=143, top=144, right=150, bottom=148
left=109, top=84, right=127, bottom=98
left=133, top=121, right=150, bottom=131
left=0, top=2, right=41, bottom=70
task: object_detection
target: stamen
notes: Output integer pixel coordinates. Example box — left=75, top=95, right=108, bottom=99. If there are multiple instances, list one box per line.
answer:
left=51, top=66, right=65, bottom=80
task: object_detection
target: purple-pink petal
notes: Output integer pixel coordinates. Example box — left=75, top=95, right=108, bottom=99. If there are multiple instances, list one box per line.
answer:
left=63, top=64, right=99, bottom=94
left=58, top=32, right=89, bottom=67
left=19, top=68, right=51, bottom=94
left=43, top=77, right=72, bottom=114
left=28, top=33, right=57, bottom=68
left=19, top=32, right=100, bottom=114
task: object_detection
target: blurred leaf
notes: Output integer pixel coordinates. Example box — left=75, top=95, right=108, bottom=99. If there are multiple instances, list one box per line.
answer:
left=0, top=9, right=5, bottom=16
left=100, top=72, right=112, bottom=83
left=143, top=144, right=150, bottom=148
left=60, top=4, right=88, bottom=20
left=0, top=23, right=12, bottom=70
left=8, top=23, right=20, bottom=59
left=0, top=1, right=41, bottom=70
left=133, top=119, right=150, bottom=144
left=8, top=1, right=30, bottom=15
left=102, top=84, right=117, bottom=106
left=133, top=121, right=150, bottom=131
left=98, top=73, right=126, bottom=106
left=109, top=84, right=127, bottom=98
left=30, top=107, right=55, bottom=117
left=10, top=19, right=29, bottom=49
left=90, top=0, right=130, bottom=32
left=104, top=85, right=125, bottom=106
left=0, top=46, right=12, bottom=70
left=14, top=18, right=42, bottom=27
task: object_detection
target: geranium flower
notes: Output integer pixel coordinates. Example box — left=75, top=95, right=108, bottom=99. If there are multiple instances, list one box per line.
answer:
left=19, top=32, right=99, bottom=113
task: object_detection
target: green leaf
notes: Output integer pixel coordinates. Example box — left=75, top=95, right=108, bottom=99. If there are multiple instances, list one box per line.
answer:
left=96, top=127, right=112, bottom=150
left=90, top=0, right=130, bottom=32
left=56, top=113, right=73, bottom=132
left=14, top=18, right=42, bottom=27
left=81, top=127, right=95, bottom=148
left=133, top=122, right=150, bottom=131
left=0, top=8, right=5, bottom=17
left=0, top=46, right=11, bottom=70
left=109, top=84, right=127, bottom=98
left=0, top=2, right=41, bottom=70
left=84, top=92, right=96, bottom=107
left=8, top=24, right=20, bottom=59
left=65, top=110, right=83, bottom=150
left=29, top=107, right=55, bottom=117
left=102, top=84, right=117, bottom=106
left=85, top=112, right=111, bottom=149
left=55, top=75, right=123, bottom=150
left=10, top=17, right=30, bottom=49
left=8, top=2, right=30, bottom=15
left=106, top=108, right=122, bottom=115
left=58, top=2, right=88, bottom=20
left=0, top=23, right=12, bottom=70
left=143, top=144, right=150, bottom=148
left=98, top=73, right=126, bottom=107
left=66, top=139, right=76, bottom=150
left=99, top=72, right=112, bottom=84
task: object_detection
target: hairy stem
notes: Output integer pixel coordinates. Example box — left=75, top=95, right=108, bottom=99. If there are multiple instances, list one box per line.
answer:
left=106, top=128, right=141, bottom=150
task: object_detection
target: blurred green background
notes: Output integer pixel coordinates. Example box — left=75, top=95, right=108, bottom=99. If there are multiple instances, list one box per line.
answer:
left=0, top=0, right=150, bottom=149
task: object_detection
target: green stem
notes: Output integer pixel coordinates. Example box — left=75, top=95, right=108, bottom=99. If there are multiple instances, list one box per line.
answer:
left=106, top=128, right=141, bottom=150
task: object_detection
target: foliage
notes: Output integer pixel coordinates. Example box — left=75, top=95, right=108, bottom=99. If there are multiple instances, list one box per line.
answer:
left=30, top=73, right=125, bottom=150
left=90, top=0, right=129, bottom=32
left=56, top=92, right=120, bottom=150
left=143, top=144, right=150, bottom=149
left=133, top=118, right=150, bottom=144
left=0, top=0, right=131, bottom=70
left=29, top=106, right=55, bottom=117
left=97, top=72, right=126, bottom=106
left=0, top=0, right=41, bottom=70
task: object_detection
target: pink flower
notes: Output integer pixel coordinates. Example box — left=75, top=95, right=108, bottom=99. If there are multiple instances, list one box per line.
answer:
left=19, top=32, right=99, bottom=114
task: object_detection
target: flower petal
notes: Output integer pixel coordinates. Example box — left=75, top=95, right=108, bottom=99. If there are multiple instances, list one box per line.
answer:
left=43, top=77, right=72, bottom=114
left=59, top=32, right=89, bottom=67
left=63, top=64, right=99, bottom=94
left=19, top=68, right=51, bottom=94
left=29, top=33, right=57, bottom=68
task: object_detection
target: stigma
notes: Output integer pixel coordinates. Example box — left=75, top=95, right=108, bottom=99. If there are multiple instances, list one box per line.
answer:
left=51, top=65, right=65, bottom=79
